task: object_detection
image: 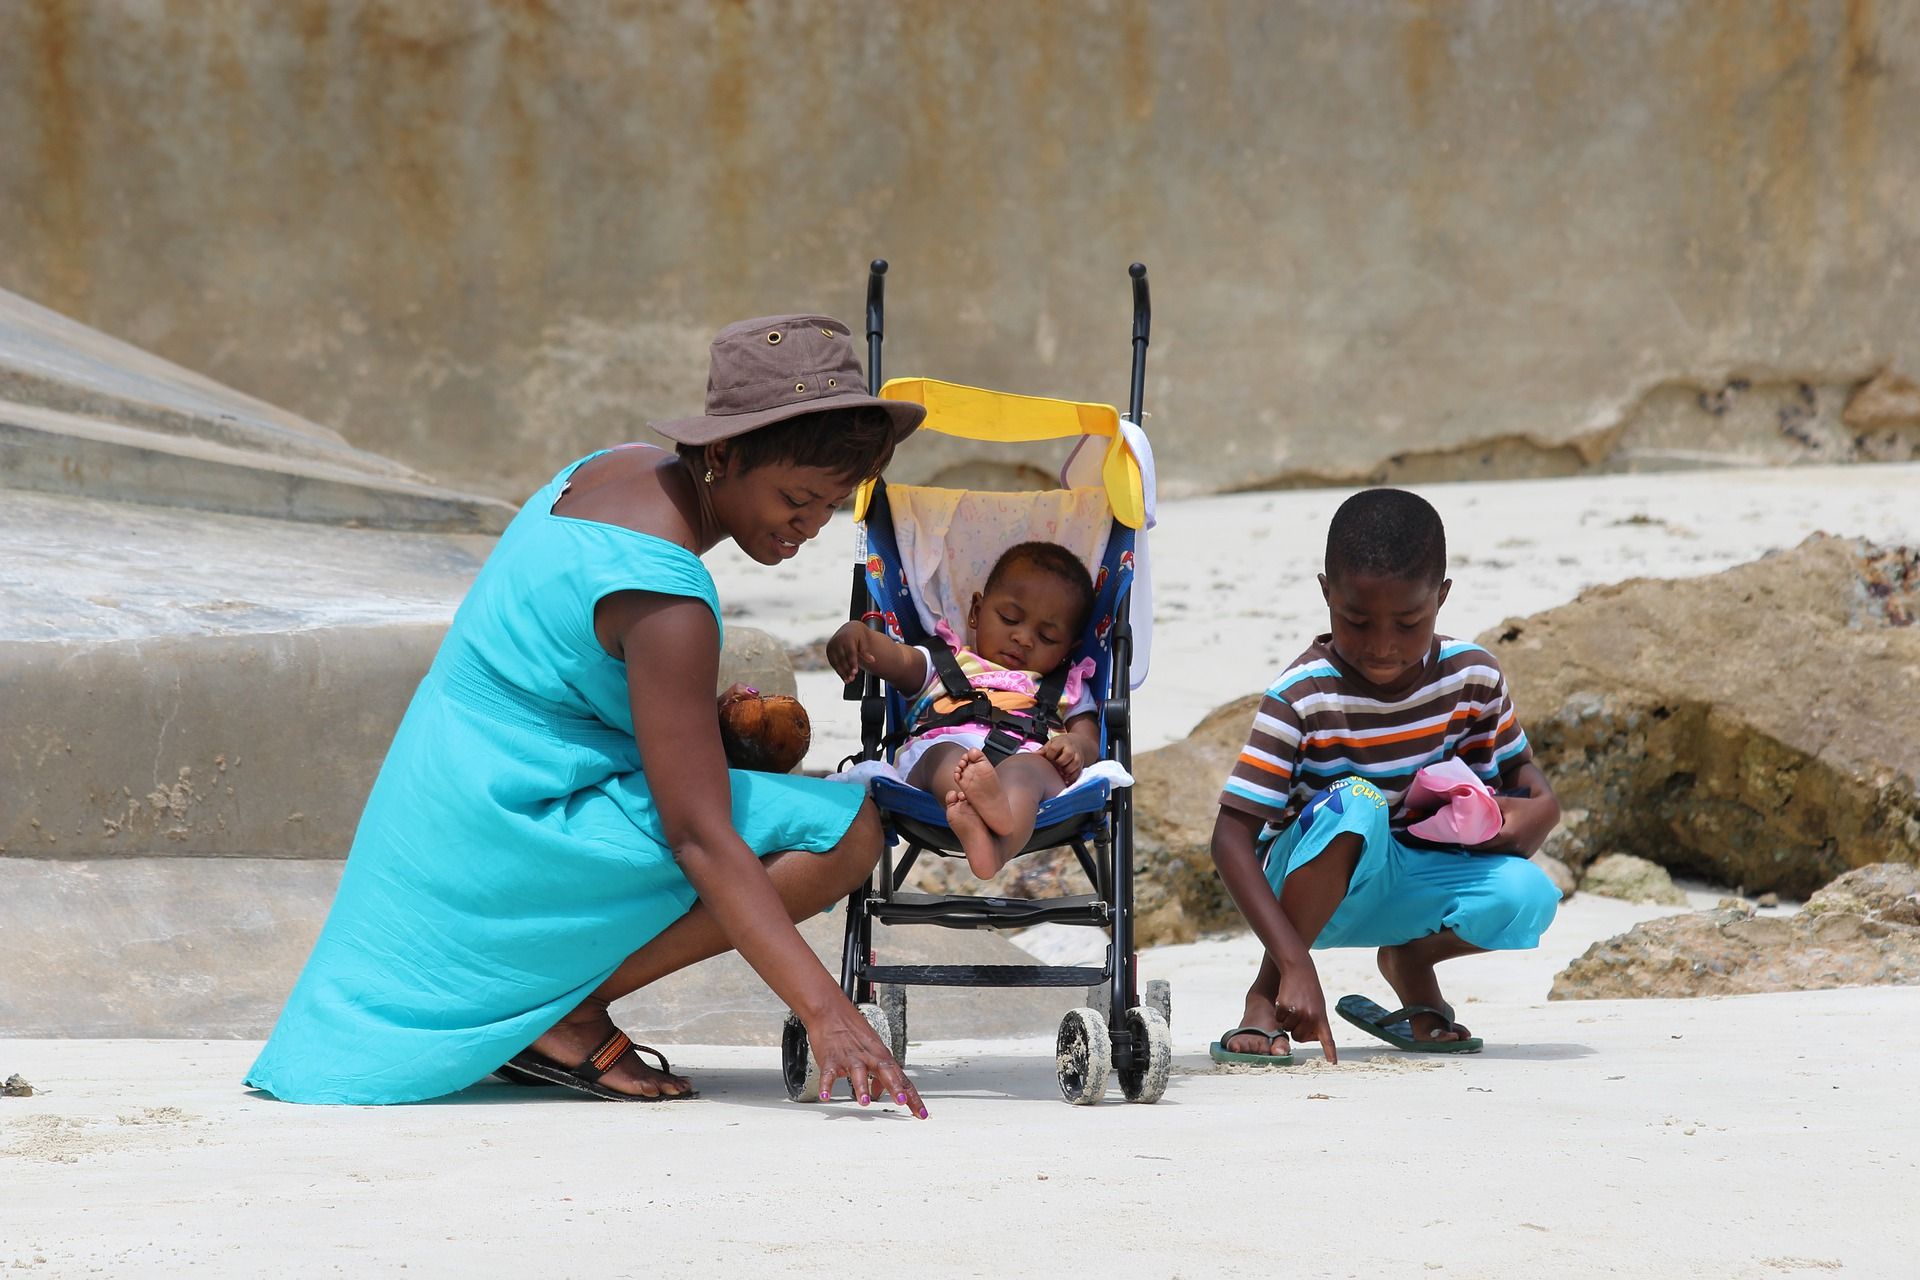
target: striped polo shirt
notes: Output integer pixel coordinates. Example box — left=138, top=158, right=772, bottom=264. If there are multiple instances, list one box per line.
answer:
left=1219, top=635, right=1532, bottom=830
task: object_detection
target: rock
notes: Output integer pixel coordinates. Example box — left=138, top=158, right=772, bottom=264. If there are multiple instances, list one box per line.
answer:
left=1531, top=852, right=1577, bottom=900
left=1756, top=892, right=1781, bottom=909
left=1551, top=863, right=1920, bottom=1000
left=904, top=693, right=1262, bottom=947
left=715, top=627, right=798, bottom=699
left=2, top=1073, right=32, bottom=1098
left=1580, top=853, right=1687, bottom=905
left=1482, top=535, right=1920, bottom=897
left=1803, top=862, right=1920, bottom=926
left=1843, top=369, right=1920, bottom=431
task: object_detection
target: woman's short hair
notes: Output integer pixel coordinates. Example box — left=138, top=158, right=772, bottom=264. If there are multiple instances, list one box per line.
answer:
left=676, top=405, right=898, bottom=483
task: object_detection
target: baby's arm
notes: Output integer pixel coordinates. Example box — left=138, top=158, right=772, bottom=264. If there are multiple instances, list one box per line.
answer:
left=1039, top=712, right=1101, bottom=782
left=825, top=620, right=930, bottom=690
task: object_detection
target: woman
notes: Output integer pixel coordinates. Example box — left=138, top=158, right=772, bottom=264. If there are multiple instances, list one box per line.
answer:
left=246, top=315, right=927, bottom=1115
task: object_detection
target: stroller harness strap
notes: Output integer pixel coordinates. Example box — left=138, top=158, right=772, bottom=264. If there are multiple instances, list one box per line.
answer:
left=898, top=638, right=1074, bottom=767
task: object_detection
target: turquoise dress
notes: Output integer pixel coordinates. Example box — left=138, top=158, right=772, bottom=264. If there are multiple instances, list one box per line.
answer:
left=246, top=452, right=866, bottom=1104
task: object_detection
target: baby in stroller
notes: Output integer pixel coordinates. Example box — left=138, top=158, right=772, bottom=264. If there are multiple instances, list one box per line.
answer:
left=827, top=540, right=1102, bottom=878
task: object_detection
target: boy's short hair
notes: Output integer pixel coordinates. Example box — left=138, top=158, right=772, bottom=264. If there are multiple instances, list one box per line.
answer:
left=1325, top=488, right=1447, bottom=585
left=985, top=541, right=1098, bottom=635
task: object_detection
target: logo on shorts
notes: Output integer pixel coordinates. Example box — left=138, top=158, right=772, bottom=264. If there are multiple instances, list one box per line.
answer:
left=1331, top=777, right=1387, bottom=808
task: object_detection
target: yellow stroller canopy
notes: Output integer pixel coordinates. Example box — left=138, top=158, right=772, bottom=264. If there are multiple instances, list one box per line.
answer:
left=853, top=378, right=1148, bottom=530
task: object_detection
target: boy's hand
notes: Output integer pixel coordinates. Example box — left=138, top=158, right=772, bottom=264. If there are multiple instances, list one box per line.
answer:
left=825, top=620, right=880, bottom=684
left=1474, top=793, right=1557, bottom=856
left=1039, top=736, right=1085, bottom=784
left=1275, top=964, right=1337, bottom=1065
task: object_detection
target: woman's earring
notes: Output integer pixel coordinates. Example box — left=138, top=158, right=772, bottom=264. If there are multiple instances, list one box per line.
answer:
left=704, top=468, right=715, bottom=485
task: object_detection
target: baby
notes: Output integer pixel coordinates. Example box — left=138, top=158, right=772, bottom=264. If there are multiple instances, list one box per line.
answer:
left=828, top=541, right=1102, bottom=878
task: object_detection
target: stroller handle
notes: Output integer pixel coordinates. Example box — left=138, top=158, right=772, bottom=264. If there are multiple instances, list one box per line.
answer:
left=866, top=260, right=889, bottom=390
left=1128, top=263, right=1150, bottom=425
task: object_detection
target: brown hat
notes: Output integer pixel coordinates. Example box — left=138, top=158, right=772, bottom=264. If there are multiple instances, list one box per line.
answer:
left=650, top=314, right=926, bottom=445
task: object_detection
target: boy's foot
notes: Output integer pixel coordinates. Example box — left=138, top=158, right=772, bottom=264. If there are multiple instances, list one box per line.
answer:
left=1376, top=945, right=1473, bottom=1045
left=954, top=748, right=1017, bottom=835
left=526, top=1009, right=694, bottom=1098
left=1220, top=993, right=1289, bottom=1056
left=945, top=790, right=1006, bottom=880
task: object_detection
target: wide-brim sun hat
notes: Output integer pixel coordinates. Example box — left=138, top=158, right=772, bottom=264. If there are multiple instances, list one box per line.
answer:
left=649, top=314, right=926, bottom=445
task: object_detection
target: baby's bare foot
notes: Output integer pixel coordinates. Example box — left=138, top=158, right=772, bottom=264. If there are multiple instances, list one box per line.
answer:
left=945, top=790, right=1006, bottom=880
left=956, top=749, right=1016, bottom=835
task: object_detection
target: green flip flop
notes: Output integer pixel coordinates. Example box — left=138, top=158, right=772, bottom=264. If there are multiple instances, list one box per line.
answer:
left=1208, top=1025, right=1297, bottom=1066
left=1335, top=994, right=1483, bottom=1053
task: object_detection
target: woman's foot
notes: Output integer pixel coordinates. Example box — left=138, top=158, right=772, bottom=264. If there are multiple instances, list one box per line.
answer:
left=955, top=748, right=1017, bottom=835
left=1221, top=993, right=1291, bottom=1056
left=1375, top=943, right=1472, bottom=1045
left=529, top=1005, right=694, bottom=1098
left=945, top=790, right=1007, bottom=880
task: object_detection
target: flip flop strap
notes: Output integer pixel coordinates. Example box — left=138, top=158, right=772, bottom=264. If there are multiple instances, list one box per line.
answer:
left=578, top=1029, right=633, bottom=1082
left=1372, top=1004, right=1455, bottom=1033
left=1219, top=1025, right=1288, bottom=1047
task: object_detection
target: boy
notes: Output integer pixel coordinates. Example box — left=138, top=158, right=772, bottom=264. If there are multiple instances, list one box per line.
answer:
left=1210, top=488, right=1562, bottom=1063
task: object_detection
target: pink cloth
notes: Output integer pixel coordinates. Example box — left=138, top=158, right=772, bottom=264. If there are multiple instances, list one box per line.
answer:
left=1403, top=758, right=1504, bottom=846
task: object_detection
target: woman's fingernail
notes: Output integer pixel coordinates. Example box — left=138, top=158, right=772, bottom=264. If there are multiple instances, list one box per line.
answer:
left=895, top=1092, right=906, bottom=1104
left=745, top=687, right=758, bottom=695
left=859, top=1093, right=870, bottom=1105
left=917, top=1107, right=928, bottom=1119
left=819, top=1090, right=830, bottom=1101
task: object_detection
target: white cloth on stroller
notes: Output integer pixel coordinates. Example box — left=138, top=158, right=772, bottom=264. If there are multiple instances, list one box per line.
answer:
left=885, top=484, right=1114, bottom=639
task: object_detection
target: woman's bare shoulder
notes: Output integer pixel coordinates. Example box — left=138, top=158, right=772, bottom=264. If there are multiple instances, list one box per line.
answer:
left=549, top=445, right=697, bottom=547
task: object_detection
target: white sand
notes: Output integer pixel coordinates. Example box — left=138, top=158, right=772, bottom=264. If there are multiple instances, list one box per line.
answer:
left=3, top=889, right=1914, bottom=1277
left=6, top=464, right=1918, bottom=1276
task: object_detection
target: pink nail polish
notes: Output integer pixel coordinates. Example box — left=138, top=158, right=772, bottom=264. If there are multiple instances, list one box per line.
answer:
left=859, top=1094, right=870, bottom=1105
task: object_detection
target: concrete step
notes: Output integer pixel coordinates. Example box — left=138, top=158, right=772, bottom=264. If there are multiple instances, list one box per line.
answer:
left=0, top=285, right=513, bottom=532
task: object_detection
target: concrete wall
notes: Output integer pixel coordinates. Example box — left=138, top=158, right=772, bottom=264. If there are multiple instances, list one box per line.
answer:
left=1, top=0, right=1916, bottom=499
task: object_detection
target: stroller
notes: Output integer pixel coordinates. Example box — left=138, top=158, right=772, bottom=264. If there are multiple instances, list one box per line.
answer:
left=779, top=261, right=1169, bottom=1105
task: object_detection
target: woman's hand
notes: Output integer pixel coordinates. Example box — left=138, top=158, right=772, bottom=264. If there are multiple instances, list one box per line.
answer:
left=803, top=997, right=927, bottom=1117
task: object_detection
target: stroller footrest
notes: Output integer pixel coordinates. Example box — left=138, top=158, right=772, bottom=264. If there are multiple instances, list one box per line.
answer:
left=869, top=892, right=1109, bottom=929
left=864, top=963, right=1108, bottom=989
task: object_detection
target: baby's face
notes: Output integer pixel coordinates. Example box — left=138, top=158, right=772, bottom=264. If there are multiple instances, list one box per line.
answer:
left=1319, top=569, right=1451, bottom=692
left=969, top=567, right=1080, bottom=673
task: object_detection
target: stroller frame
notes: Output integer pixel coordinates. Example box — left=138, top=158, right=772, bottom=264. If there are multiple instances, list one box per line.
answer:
left=780, top=260, right=1165, bottom=1106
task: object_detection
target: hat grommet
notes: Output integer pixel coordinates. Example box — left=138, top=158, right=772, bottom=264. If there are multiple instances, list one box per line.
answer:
left=766, top=331, right=782, bottom=345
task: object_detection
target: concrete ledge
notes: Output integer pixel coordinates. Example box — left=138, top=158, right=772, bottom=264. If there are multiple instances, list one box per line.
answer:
left=1, top=624, right=444, bottom=859
left=0, top=856, right=1070, bottom=1043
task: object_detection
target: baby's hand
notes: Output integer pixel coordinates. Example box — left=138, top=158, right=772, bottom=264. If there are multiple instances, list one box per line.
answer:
left=825, top=621, right=877, bottom=684
left=1040, top=736, right=1084, bottom=784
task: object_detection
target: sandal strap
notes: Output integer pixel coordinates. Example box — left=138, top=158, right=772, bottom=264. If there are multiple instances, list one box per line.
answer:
left=1218, top=1025, right=1288, bottom=1046
left=578, top=1029, right=633, bottom=1083
left=627, top=1042, right=674, bottom=1077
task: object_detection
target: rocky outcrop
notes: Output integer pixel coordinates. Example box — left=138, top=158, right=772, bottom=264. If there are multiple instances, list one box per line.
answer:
left=1551, top=864, right=1920, bottom=1000
left=1579, top=853, right=1686, bottom=905
left=1483, top=535, right=1920, bottom=898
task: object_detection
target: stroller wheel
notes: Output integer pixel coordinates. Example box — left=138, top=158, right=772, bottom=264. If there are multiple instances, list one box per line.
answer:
left=781, top=1012, right=823, bottom=1103
left=877, top=984, right=909, bottom=1065
left=1118, top=1006, right=1172, bottom=1105
left=1144, top=978, right=1172, bottom=1031
left=1055, top=1007, right=1111, bottom=1106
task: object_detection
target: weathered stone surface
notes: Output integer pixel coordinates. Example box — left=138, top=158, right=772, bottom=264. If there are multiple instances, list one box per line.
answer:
left=1843, top=370, right=1920, bottom=431
left=1580, top=853, right=1686, bottom=906
left=1531, top=852, right=1577, bottom=901
left=1551, top=865, right=1920, bottom=1000
left=1482, top=535, right=1920, bottom=897
left=2, top=5, right=1916, bottom=498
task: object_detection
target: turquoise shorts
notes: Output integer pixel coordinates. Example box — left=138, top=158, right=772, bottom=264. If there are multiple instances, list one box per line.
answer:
left=1260, top=777, right=1559, bottom=952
